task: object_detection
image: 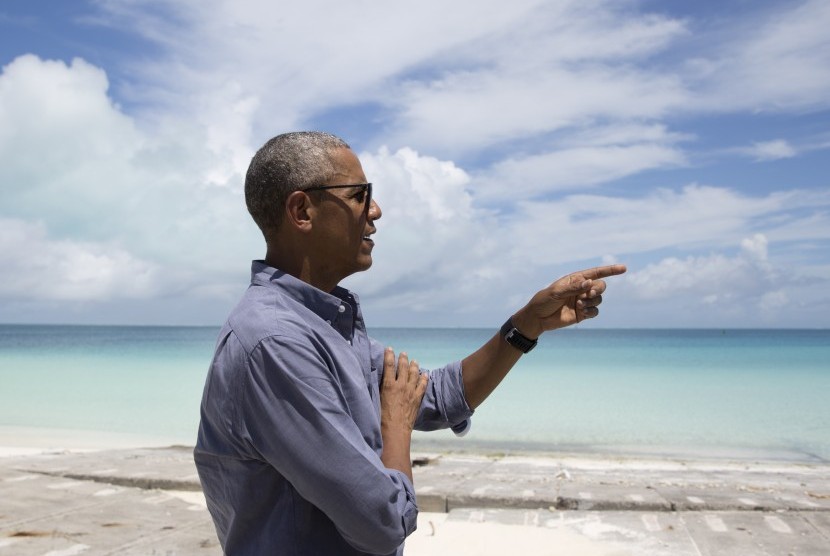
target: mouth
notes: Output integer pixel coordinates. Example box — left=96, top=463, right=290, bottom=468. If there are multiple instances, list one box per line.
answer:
left=362, top=232, right=375, bottom=245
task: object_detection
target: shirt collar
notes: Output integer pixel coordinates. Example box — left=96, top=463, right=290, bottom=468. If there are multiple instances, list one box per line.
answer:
left=250, top=260, right=361, bottom=338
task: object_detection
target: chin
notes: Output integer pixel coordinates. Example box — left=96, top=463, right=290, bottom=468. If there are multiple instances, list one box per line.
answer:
left=355, top=257, right=373, bottom=273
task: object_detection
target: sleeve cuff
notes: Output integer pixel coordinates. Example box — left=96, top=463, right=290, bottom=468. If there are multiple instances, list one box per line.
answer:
left=451, top=418, right=472, bottom=437
left=389, top=468, right=419, bottom=537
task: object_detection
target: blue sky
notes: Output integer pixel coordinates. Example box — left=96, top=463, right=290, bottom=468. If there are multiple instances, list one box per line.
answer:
left=1, top=0, right=829, bottom=328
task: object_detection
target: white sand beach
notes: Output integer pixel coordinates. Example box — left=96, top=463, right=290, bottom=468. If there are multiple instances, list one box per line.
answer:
left=0, top=425, right=186, bottom=457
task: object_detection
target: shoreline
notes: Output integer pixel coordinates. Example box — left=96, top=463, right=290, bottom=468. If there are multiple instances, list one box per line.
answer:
left=412, top=439, right=829, bottom=465
left=1, top=424, right=826, bottom=467
left=0, top=425, right=188, bottom=457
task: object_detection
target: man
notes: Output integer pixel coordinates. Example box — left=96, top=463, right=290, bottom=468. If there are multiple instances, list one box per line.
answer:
left=194, top=131, right=626, bottom=555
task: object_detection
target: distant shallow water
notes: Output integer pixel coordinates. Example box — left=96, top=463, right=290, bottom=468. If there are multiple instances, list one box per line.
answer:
left=1, top=325, right=828, bottom=462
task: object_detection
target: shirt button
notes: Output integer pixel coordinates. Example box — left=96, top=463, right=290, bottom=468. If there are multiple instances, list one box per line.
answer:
left=338, top=305, right=346, bottom=313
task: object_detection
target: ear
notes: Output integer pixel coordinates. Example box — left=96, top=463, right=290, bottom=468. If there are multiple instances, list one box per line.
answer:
left=284, top=190, right=315, bottom=232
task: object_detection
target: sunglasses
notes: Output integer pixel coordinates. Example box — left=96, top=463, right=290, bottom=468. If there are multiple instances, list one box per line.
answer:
left=302, top=183, right=373, bottom=213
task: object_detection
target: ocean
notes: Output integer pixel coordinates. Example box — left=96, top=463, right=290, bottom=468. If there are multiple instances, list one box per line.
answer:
left=1, top=325, right=828, bottom=461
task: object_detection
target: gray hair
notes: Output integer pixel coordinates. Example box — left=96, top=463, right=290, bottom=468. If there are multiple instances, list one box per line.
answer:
left=245, top=131, right=350, bottom=238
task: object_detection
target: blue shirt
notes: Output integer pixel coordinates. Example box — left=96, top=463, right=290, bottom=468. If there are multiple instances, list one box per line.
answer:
left=194, top=261, right=473, bottom=555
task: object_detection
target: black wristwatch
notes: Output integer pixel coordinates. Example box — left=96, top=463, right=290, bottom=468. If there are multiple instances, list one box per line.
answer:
left=500, top=318, right=538, bottom=353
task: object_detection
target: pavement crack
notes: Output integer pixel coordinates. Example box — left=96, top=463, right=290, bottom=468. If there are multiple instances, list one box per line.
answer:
left=22, top=469, right=201, bottom=492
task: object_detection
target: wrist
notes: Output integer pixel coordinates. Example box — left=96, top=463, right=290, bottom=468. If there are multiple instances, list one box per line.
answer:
left=381, top=421, right=414, bottom=437
left=511, top=310, right=542, bottom=340
left=500, top=316, right=538, bottom=354
left=380, top=433, right=414, bottom=482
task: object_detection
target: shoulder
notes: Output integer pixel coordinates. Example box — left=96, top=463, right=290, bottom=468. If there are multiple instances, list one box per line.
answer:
left=219, top=287, right=354, bottom=384
left=223, top=283, right=322, bottom=352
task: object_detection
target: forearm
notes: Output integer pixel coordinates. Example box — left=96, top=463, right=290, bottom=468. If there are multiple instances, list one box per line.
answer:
left=461, top=324, right=526, bottom=410
left=381, top=427, right=413, bottom=483
left=461, top=264, right=626, bottom=409
left=462, top=306, right=544, bottom=409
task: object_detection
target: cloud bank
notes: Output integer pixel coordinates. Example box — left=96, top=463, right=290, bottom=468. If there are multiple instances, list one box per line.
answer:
left=1, top=0, right=829, bottom=327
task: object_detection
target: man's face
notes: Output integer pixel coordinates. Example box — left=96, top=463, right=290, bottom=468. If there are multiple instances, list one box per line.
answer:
left=309, top=148, right=382, bottom=286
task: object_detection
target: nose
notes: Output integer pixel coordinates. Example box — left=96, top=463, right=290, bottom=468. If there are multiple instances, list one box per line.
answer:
left=368, top=198, right=382, bottom=221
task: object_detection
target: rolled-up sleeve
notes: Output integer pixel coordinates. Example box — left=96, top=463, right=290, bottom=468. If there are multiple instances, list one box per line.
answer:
left=241, top=335, right=416, bottom=555
left=415, top=360, right=474, bottom=432
left=368, top=338, right=474, bottom=433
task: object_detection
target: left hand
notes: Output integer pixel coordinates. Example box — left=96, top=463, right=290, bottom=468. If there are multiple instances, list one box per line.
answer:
left=512, top=264, right=627, bottom=338
left=380, top=349, right=428, bottom=435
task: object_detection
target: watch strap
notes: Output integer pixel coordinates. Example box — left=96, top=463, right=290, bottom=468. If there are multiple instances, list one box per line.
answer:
left=500, top=318, right=538, bottom=353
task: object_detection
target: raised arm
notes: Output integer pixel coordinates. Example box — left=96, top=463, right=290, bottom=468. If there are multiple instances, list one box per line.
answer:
left=461, top=264, right=627, bottom=409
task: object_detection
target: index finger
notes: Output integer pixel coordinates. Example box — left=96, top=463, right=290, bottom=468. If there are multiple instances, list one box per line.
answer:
left=579, top=264, right=627, bottom=280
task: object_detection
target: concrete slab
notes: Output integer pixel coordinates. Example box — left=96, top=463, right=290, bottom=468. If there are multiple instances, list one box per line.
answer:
left=436, top=508, right=701, bottom=556
left=802, top=512, right=830, bottom=543
left=556, top=483, right=672, bottom=511
left=654, top=484, right=788, bottom=511
left=680, top=511, right=829, bottom=556
left=1, top=466, right=218, bottom=556
left=3, top=448, right=830, bottom=555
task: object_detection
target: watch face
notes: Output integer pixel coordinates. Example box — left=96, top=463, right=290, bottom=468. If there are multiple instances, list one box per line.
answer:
left=505, top=328, right=534, bottom=352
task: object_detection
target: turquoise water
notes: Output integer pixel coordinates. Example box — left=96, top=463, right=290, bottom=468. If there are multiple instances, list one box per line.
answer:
left=0, top=325, right=213, bottom=443
left=1, top=325, right=828, bottom=461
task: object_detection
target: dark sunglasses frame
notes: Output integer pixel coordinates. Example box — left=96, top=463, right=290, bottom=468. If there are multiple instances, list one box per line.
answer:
left=302, top=183, right=373, bottom=213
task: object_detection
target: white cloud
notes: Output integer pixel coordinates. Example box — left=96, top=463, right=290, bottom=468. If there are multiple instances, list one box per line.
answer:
left=85, top=0, right=830, bottom=166
left=470, top=123, right=690, bottom=201
left=94, top=0, right=549, bottom=144
left=740, top=233, right=769, bottom=263
left=512, top=185, right=788, bottom=263
left=688, top=0, right=830, bottom=112
left=0, top=54, right=141, bottom=232
left=373, top=0, right=830, bottom=157
left=624, top=234, right=773, bottom=301
left=614, top=232, right=830, bottom=325
left=759, top=289, right=789, bottom=312
left=374, top=2, right=688, bottom=155
left=89, top=0, right=691, bottom=161
left=0, top=218, right=159, bottom=301
left=2, top=2, right=830, bottom=327
left=477, top=143, right=686, bottom=200
left=615, top=233, right=826, bottom=325
left=388, top=67, right=687, bottom=157
left=563, top=124, right=692, bottom=148
left=0, top=55, right=262, bottom=307
left=345, top=148, right=830, bottom=326
left=344, top=147, right=509, bottom=318
left=88, top=0, right=830, bottom=178
left=742, top=140, right=797, bottom=161
left=363, top=146, right=472, bottom=223
left=734, top=0, right=830, bottom=109
left=626, top=253, right=737, bottom=301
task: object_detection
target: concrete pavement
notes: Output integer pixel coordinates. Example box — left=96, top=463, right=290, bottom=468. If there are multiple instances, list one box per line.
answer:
left=1, top=447, right=829, bottom=555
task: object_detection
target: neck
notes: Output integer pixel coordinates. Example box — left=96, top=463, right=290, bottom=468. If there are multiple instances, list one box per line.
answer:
left=265, top=244, right=339, bottom=294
